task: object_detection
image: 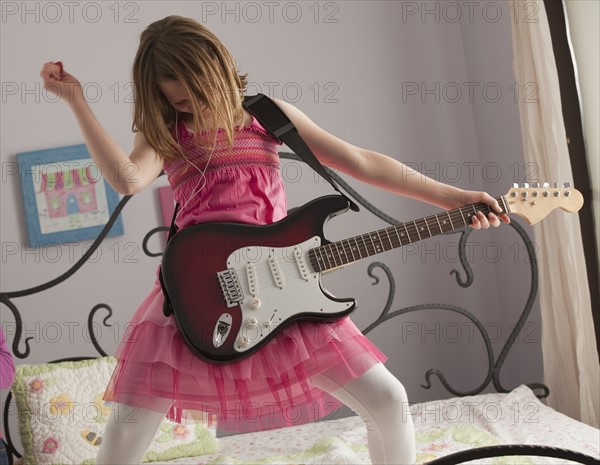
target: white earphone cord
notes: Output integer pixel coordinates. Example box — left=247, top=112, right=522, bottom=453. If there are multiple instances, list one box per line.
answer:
left=173, top=111, right=218, bottom=225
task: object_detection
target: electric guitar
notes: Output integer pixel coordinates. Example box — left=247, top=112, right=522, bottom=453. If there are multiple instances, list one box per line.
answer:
left=160, top=183, right=583, bottom=363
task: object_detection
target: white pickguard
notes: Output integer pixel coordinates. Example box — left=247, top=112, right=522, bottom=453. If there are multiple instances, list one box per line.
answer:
left=219, top=236, right=353, bottom=353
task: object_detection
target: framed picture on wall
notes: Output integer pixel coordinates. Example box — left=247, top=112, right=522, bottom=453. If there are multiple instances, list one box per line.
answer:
left=17, top=144, right=124, bottom=247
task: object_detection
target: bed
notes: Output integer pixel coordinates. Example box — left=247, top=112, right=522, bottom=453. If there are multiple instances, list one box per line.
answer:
left=1, top=153, right=598, bottom=465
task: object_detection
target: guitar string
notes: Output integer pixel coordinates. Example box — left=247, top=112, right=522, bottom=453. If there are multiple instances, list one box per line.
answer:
left=305, top=198, right=504, bottom=270
left=236, top=195, right=516, bottom=296
left=238, top=198, right=504, bottom=281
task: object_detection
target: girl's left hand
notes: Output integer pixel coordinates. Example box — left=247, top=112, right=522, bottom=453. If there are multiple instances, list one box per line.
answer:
left=449, top=189, right=511, bottom=230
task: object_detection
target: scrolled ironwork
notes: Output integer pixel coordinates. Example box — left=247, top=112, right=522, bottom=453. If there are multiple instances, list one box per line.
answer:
left=87, top=304, right=114, bottom=357
left=286, top=151, right=548, bottom=399
left=362, top=269, right=496, bottom=397
left=0, top=295, right=32, bottom=359
left=0, top=153, right=555, bottom=464
left=142, top=226, right=170, bottom=257
left=449, top=228, right=475, bottom=288
left=426, top=444, right=598, bottom=465
left=0, top=194, right=132, bottom=358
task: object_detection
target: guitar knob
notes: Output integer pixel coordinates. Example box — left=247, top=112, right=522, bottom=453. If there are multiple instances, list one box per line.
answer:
left=245, top=317, right=258, bottom=329
left=248, top=298, right=261, bottom=310
left=237, top=335, right=250, bottom=348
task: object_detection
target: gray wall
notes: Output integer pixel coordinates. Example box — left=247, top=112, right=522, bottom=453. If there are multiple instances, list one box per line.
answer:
left=1, top=0, right=542, bottom=440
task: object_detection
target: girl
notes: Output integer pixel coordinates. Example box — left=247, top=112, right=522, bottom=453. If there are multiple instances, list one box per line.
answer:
left=40, top=15, right=508, bottom=465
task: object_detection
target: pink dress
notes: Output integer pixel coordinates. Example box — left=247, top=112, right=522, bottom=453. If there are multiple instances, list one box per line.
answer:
left=103, top=115, right=387, bottom=432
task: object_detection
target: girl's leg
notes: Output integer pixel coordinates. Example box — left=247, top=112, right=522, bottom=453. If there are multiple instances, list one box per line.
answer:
left=95, top=400, right=172, bottom=464
left=310, top=363, right=416, bottom=465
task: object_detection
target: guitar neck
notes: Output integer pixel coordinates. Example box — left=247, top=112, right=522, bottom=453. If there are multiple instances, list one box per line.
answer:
left=309, top=195, right=509, bottom=273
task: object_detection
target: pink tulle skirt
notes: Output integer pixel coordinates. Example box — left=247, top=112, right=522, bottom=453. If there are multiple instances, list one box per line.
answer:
left=104, top=267, right=387, bottom=433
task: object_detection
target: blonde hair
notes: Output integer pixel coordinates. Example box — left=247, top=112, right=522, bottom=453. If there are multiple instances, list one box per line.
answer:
left=132, top=15, right=248, bottom=161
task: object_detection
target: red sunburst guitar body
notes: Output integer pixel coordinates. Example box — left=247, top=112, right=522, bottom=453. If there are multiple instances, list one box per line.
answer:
left=160, top=184, right=583, bottom=364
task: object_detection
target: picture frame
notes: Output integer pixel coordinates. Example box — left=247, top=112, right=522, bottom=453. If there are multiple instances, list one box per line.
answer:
left=17, top=144, right=124, bottom=247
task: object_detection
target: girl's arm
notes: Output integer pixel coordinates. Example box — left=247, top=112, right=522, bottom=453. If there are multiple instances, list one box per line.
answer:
left=40, top=62, right=163, bottom=195
left=274, top=99, right=509, bottom=229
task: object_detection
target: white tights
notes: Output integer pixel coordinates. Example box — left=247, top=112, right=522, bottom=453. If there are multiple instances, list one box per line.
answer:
left=95, top=363, right=415, bottom=465
left=311, top=363, right=416, bottom=465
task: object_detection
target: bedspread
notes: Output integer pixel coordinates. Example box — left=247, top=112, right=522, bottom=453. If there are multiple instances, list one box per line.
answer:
left=153, top=385, right=599, bottom=465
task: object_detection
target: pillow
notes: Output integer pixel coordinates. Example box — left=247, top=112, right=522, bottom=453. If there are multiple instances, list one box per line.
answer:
left=11, top=357, right=219, bottom=465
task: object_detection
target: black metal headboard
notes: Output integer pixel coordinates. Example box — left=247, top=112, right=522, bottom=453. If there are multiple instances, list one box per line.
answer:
left=6, top=153, right=594, bottom=464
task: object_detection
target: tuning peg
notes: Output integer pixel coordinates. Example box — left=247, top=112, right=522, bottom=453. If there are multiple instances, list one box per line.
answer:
left=563, top=182, right=571, bottom=188
left=543, top=182, right=550, bottom=188
left=513, top=183, right=519, bottom=188
left=523, top=182, right=529, bottom=188
left=553, top=182, right=559, bottom=188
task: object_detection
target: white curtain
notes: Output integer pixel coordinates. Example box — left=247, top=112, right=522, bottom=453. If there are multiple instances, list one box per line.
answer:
left=509, top=0, right=599, bottom=428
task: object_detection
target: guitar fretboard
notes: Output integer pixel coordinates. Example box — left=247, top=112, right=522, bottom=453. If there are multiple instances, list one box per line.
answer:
left=308, top=195, right=509, bottom=273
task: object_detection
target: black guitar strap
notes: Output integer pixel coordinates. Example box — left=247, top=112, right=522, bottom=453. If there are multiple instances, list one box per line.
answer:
left=243, top=93, right=358, bottom=211
left=160, top=93, right=358, bottom=317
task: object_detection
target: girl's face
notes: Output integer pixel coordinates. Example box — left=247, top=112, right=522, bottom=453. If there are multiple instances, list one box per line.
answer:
left=159, top=80, right=195, bottom=114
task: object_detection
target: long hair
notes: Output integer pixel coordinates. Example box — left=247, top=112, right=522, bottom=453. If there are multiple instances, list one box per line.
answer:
left=132, top=15, right=248, bottom=161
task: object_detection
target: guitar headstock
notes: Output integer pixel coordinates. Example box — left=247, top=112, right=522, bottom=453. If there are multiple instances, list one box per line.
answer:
left=504, top=182, right=584, bottom=225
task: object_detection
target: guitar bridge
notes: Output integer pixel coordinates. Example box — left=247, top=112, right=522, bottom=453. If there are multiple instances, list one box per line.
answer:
left=217, top=269, right=245, bottom=307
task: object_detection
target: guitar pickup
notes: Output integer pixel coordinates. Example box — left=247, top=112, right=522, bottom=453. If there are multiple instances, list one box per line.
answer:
left=268, top=255, right=284, bottom=289
left=217, top=269, right=245, bottom=308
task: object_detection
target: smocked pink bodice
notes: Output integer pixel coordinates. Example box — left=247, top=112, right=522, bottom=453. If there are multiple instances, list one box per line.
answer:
left=163, top=116, right=287, bottom=229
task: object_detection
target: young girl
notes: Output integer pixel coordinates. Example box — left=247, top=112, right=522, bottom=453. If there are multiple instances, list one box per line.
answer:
left=40, top=15, right=508, bottom=465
